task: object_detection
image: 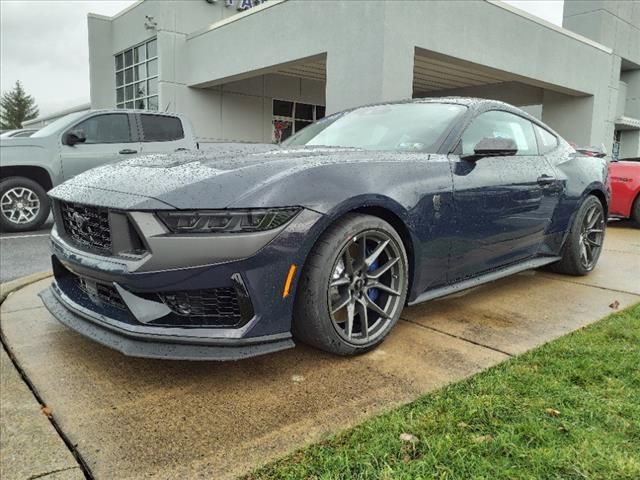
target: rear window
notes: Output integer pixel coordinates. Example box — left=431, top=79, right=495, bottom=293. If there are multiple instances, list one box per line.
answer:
left=140, top=114, right=184, bottom=142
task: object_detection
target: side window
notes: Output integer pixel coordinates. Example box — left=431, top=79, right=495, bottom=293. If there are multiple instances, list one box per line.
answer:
left=140, top=114, right=184, bottom=142
left=534, top=125, right=559, bottom=154
left=461, top=110, right=539, bottom=156
left=73, top=114, right=131, bottom=144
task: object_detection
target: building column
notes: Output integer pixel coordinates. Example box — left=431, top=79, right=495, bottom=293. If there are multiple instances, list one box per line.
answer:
left=325, top=43, right=414, bottom=115
left=542, top=90, right=614, bottom=149
left=88, top=15, right=115, bottom=108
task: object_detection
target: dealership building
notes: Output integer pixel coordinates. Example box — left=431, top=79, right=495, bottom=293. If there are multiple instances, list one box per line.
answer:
left=30, top=0, right=640, bottom=159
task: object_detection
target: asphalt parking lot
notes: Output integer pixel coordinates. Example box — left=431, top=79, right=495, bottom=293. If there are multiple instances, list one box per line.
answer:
left=1, top=223, right=638, bottom=479
left=0, top=218, right=54, bottom=283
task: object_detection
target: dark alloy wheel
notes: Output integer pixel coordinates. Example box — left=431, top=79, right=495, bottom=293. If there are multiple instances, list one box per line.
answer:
left=551, top=196, right=605, bottom=276
left=0, top=177, right=50, bottom=232
left=294, top=213, right=408, bottom=355
left=577, top=202, right=605, bottom=270
left=328, top=230, right=405, bottom=345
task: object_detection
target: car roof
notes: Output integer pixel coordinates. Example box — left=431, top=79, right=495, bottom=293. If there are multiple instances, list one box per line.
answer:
left=336, top=96, right=529, bottom=113
left=84, top=109, right=185, bottom=117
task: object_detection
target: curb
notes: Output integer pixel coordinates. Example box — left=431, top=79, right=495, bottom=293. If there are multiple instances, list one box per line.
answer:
left=0, top=271, right=52, bottom=304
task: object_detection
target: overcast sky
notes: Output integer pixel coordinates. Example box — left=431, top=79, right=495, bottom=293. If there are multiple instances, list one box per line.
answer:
left=0, top=0, right=565, bottom=118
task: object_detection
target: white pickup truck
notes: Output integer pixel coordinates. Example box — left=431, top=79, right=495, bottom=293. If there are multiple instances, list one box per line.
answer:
left=0, top=109, right=197, bottom=231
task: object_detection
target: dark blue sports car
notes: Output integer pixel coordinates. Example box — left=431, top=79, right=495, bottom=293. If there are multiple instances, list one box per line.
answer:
left=41, top=98, right=609, bottom=360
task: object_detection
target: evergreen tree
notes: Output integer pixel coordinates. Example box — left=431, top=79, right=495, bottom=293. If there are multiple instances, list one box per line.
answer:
left=0, top=81, right=39, bottom=129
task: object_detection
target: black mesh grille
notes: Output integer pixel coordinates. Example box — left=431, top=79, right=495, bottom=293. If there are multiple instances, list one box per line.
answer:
left=77, top=277, right=127, bottom=311
left=52, top=257, right=250, bottom=329
left=59, top=202, right=112, bottom=254
left=154, top=289, right=242, bottom=327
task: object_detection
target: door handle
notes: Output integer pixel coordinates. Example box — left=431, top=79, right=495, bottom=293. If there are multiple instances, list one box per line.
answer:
left=119, top=149, right=138, bottom=155
left=537, top=175, right=555, bottom=186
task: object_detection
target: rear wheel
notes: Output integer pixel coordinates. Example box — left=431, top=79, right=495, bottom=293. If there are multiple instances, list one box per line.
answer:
left=0, top=177, right=50, bottom=232
left=293, top=214, right=408, bottom=356
left=551, top=196, right=605, bottom=276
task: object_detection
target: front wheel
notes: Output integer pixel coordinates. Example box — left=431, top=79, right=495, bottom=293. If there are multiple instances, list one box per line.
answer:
left=0, top=177, right=50, bottom=232
left=293, top=213, right=408, bottom=356
left=551, top=196, right=606, bottom=276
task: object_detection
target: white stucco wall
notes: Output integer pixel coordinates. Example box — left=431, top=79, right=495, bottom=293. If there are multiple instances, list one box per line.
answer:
left=86, top=0, right=633, bottom=150
left=161, top=73, right=324, bottom=142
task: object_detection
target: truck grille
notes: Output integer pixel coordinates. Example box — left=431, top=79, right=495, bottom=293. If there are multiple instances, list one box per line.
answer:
left=59, top=202, right=112, bottom=254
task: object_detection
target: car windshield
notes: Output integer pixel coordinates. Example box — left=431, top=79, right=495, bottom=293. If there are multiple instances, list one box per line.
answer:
left=31, top=111, right=88, bottom=138
left=282, top=102, right=466, bottom=152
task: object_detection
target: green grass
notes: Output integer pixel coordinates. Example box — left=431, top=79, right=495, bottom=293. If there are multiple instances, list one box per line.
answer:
left=247, top=304, right=640, bottom=480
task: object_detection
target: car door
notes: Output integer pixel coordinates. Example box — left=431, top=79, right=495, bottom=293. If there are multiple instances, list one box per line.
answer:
left=137, top=114, right=188, bottom=154
left=447, top=109, right=558, bottom=281
left=60, top=113, right=139, bottom=180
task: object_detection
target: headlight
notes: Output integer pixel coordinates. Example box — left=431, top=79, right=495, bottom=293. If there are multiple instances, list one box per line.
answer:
left=157, top=208, right=301, bottom=233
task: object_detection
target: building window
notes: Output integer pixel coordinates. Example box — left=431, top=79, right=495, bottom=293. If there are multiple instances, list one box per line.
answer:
left=115, top=38, right=158, bottom=111
left=612, top=130, right=621, bottom=161
left=273, top=100, right=325, bottom=142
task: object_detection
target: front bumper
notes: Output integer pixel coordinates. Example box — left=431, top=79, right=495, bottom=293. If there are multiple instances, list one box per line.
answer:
left=43, top=208, right=325, bottom=360
left=39, top=286, right=294, bottom=361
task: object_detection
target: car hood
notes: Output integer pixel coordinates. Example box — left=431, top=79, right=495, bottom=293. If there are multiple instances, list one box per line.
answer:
left=50, top=143, right=415, bottom=209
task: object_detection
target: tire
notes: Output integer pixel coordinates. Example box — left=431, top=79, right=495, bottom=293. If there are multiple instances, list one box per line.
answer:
left=550, top=196, right=606, bottom=276
left=0, top=176, right=50, bottom=232
left=632, top=195, right=640, bottom=226
left=293, top=213, right=409, bottom=356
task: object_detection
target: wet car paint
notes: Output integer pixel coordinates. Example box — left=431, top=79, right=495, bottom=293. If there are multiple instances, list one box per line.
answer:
left=608, top=161, right=640, bottom=219
left=44, top=98, right=609, bottom=359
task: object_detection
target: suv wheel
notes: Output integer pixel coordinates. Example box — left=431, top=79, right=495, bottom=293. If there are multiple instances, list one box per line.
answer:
left=0, top=177, right=50, bottom=232
left=293, top=213, right=408, bottom=356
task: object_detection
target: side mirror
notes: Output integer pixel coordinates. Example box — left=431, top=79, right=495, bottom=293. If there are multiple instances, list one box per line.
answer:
left=471, top=137, right=518, bottom=158
left=64, top=129, right=86, bottom=146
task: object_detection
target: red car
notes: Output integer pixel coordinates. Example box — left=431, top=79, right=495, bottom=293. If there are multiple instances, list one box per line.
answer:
left=608, top=159, right=640, bottom=224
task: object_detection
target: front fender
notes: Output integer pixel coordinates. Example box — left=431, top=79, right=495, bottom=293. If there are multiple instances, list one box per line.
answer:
left=0, top=143, right=59, bottom=184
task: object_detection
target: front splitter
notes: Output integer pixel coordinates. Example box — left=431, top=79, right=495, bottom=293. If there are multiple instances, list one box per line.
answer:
left=39, top=286, right=295, bottom=361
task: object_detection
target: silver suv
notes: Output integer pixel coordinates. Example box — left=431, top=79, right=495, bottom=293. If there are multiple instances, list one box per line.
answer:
left=0, top=109, right=196, bottom=232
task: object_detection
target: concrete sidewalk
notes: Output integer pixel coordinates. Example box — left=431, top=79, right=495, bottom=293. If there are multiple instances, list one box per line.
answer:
left=1, top=224, right=638, bottom=479
left=1, top=347, right=84, bottom=480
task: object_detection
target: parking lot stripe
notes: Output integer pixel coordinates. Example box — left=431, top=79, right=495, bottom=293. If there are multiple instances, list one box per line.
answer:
left=0, top=233, right=50, bottom=240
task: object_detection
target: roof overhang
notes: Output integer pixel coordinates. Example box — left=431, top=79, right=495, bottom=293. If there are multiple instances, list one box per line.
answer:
left=615, top=116, right=640, bottom=131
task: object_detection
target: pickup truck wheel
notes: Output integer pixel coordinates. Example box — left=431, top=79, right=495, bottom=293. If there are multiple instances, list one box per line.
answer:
left=0, top=177, right=50, bottom=232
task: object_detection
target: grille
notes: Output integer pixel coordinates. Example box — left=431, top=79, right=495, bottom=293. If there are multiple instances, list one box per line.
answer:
left=159, top=289, right=241, bottom=318
left=59, top=202, right=112, bottom=254
left=52, top=256, right=250, bottom=329
left=77, top=277, right=127, bottom=311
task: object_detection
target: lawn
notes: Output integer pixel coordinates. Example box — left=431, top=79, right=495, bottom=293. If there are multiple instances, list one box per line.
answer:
left=247, top=303, right=640, bottom=480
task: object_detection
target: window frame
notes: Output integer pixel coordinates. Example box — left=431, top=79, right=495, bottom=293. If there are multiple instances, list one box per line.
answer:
left=114, top=38, right=159, bottom=111
left=533, top=123, right=560, bottom=155
left=272, top=99, right=326, bottom=142
left=138, top=113, right=185, bottom=143
left=457, top=108, right=540, bottom=157
left=63, top=113, right=138, bottom=145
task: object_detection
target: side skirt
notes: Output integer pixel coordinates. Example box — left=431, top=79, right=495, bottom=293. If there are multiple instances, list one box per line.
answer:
left=408, top=256, right=561, bottom=306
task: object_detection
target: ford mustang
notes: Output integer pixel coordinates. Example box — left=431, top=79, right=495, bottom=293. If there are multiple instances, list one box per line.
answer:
left=40, top=98, right=609, bottom=360
left=608, top=158, right=639, bottom=224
